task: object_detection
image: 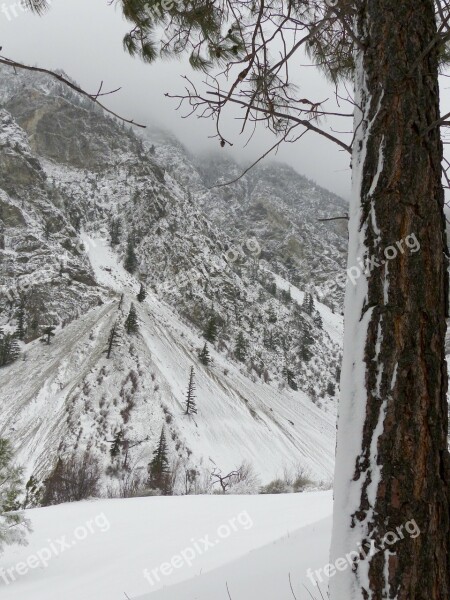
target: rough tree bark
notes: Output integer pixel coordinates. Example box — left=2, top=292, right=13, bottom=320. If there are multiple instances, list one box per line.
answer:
left=330, top=1, right=450, bottom=599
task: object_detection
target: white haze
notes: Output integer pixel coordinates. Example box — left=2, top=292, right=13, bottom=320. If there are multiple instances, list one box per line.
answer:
left=0, top=0, right=355, bottom=198
left=10, top=0, right=442, bottom=202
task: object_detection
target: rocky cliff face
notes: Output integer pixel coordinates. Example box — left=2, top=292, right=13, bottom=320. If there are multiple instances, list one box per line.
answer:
left=143, top=130, right=348, bottom=311
left=0, top=108, right=102, bottom=339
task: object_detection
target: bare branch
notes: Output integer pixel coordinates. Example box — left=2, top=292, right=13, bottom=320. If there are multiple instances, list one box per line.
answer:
left=317, top=214, right=349, bottom=222
left=0, top=56, right=146, bottom=129
left=423, top=109, right=450, bottom=135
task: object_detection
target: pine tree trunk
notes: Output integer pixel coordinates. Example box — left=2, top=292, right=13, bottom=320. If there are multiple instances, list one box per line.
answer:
left=330, top=1, right=450, bottom=599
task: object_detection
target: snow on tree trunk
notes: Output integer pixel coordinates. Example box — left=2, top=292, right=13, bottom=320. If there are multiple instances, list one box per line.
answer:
left=330, top=2, right=450, bottom=599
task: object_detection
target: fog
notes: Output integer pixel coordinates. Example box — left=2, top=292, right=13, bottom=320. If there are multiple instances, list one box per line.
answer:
left=2, top=0, right=354, bottom=198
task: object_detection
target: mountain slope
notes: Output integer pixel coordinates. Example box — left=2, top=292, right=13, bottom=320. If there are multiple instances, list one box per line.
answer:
left=1, top=236, right=336, bottom=484
left=0, top=65, right=344, bottom=491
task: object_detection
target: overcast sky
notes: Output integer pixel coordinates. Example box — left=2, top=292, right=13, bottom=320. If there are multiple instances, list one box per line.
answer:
left=2, top=0, right=355, bottom=199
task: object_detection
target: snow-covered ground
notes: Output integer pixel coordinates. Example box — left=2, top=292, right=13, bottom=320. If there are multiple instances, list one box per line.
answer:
left=0, top=492, right=333, bottom=600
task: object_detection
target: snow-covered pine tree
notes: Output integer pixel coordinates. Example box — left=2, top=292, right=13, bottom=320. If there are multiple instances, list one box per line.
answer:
left=147, top=427, right=170, bottom=493
left=298, top=324, right=313, bottom=362
left=124, top=235, right=138, bottom=273
left=203, top=316, right=218, bottom=343
left=184, top=366, right=197, bottom=415
left=313, top=311, right=323, bottom=329
left=105, top=322, right=121, bottom=359
left=125, top=303, right=139, bottom=334
left=263, top=328, right=275, bottom=351
left=282, top=365, right=298, bottom=391
left=302, top=292, right=314, bottom=315
left=198, top=342, right=211, bottom=366
left=136, top=283, right=147, bottom=302
left=0, top=438, right=30, bottom=554
left=15, top=300, right=26, bottom=341
left=234, top=331, right=247, bottom=362
left=109, top=217, right=121, bottom=246
left=0, top=330, right=20, bottom=367
left=280, top=287, right=292, bottom=304
left=110, top=429, right=124, bottom=459
left=203, top=315, right=217, bottom=344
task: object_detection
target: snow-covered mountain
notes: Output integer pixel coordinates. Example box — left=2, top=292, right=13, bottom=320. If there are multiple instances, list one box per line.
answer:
left=145, top=129, right=348, bottom=311
left=0, top=66, right=346, bottom=492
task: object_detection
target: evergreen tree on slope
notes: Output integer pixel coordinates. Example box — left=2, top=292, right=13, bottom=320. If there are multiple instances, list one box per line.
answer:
left=147, top=427, right=170, bottom=493
left=0, top=438, right=30, bottom=554
left=184, top=366, right=197, bottom=415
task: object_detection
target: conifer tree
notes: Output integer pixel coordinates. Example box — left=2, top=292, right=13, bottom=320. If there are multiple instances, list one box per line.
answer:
left=30, top=318, right=39, bottom=338
left=234, top=332, right=247, bottom=362
left=203, top=316, right=218, bottom=343
left=198, top=343, right=211, bottom=366
left=263, top=328, right=275, bottom=351
left=302, top=292, right=314, bottom=315
left=327, top=381, right=336, bottom=397
left=147, top=427, right=170, bottom=492
left=299, top=339, right=312, bottom=363
left=105, top=322, right=121, bottom=359
left=15, top=300, right=26, bottom=341
left=0, top=330, right=20, bottom=366
left=299, top=317, right=314, bottom=363
left=0, top=438, right=30, bottom=553
left=313, top=311, right=323, bottom=329
left=184, top=366, right=197, bottom=415
left=280, top=287, right=292, bottom=304
left=137, top=283, right=147, bottom=302
left=73, top=215, right=81, bottom=233
left=109, top=217, right=122, bottom=246
left=282, top=365, right=298, bottom=391
left=125, top=303, right=139, bottom=334
left=124, top=235, right=138, bottom=273
left=110, top=429, right=124, bottom=459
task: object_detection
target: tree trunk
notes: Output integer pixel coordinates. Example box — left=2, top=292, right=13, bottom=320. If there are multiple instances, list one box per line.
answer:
left=330, top=1, right=450, bottom=599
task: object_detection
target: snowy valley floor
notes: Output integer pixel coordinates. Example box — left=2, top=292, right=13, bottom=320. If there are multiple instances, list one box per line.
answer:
left=0, top=492, right=333, bottom=600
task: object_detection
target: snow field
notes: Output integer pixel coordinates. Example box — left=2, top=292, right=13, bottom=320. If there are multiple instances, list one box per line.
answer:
left=0, top=492, right=333, bottom=600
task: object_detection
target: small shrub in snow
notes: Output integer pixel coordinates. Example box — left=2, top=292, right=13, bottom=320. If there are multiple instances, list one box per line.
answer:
left=260, top=478, right=290, bottom=494
left=42, top=448, right=102, bottom=506
left=292, top=470, right=313, bottom=492
left=261, top=466, right=314, bottom=494
left=212, top=461, right=260, bottom=494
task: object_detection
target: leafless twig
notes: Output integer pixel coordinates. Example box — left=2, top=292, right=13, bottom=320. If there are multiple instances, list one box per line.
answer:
left=0, top=55, right=146, bottom=129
